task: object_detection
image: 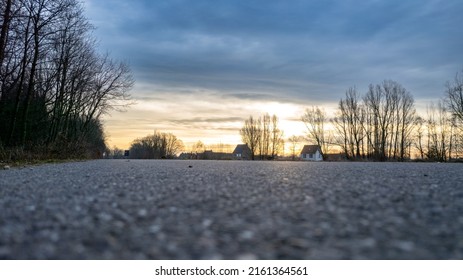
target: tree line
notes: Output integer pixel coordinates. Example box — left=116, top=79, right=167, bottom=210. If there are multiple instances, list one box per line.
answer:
left=0, top=0, right=133, bottom=159
left=240, top=113, right=284, bottom=160
left=302, top=73, right=463, bottom=161
left=129, top=131, right=184, bottom=159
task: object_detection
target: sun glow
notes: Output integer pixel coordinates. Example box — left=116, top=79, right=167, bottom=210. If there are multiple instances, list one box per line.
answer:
left=243, top=101, right=308, bottom=135
left=103, top=92, right=321, bottom=152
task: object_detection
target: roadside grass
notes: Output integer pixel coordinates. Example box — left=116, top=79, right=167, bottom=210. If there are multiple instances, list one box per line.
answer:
left=0, top=145, right=93, bottom=169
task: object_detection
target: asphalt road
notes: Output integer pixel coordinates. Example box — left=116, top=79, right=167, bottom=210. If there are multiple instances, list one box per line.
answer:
left=0, top=160, right=462, bottom=259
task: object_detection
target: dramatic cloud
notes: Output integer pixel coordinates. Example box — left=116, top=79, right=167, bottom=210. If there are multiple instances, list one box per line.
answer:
left=84, top=0, right=463, bottom=148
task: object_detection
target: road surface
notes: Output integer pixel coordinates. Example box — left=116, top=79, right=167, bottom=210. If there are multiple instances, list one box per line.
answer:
left=0, top=160, right=462, bottom=259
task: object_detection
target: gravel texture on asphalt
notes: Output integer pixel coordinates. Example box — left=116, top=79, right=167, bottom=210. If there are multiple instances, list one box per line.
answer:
left=0, top=160, right=462, bottom=259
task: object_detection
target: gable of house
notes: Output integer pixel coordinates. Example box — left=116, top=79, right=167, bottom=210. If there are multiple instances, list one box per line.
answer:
left=300, top=145, right=323, bottom=161
left=233, top=144, right=251, bottom=159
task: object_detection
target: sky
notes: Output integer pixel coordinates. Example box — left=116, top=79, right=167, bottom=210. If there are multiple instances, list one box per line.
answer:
left=83, top=0, right=463, bottom=150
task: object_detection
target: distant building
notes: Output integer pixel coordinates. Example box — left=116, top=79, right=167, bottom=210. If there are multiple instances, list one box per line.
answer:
left=324, top=153, right=347, bottom=161
left=178, top=152, right=196, bottom=159
left=199, top=150, right=233, bottom=160
left=300, top=145, right=323, bottom=161
left=232, top=144, right=252, bottom=160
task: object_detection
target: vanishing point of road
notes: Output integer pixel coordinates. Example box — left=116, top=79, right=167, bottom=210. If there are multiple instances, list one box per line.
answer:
left=0, top=160, right=462, bottom=259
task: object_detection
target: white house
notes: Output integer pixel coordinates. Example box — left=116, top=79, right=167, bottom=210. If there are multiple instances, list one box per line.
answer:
left=300, top=145, right=323, bottom=161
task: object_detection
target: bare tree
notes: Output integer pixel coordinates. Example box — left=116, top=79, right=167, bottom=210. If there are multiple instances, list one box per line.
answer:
left=240, top=113, right=284, bottom=160
left=240, top=115, right=261, bottom=160
left=260, top=113, right=270, bottom=159
left=446, top=70, right=463, bottom=123
left=0, top=0, right=13, bottom=69
left=105, top=146, right=124, bottom=159
left=164, top=132, right=184, bottom=158
left=0, top=0, right=133, bottom=160
left=129, top=131, right=183, bottom=159
left=413, top=116, right=426, bottom=159
left=270, top=114, right=284, bottom=158
left=397, top=90, right=416, bottom=160
left=362, top=80, right=415, bottom=161
left=364, top=83, right=391, bottom=161
left=18, top=0, right=76, bottom=145
left=333, top=108, right=349, bottom=158
left=192, top=140, right=205, bottom=154
left=426, top=102, right=450, bottom=161
left=46, top=1, right=94, bottom=144
left=288, top=135, right=301, bottom=161
left=334, top=87, right=365, bottom=159
left=301, top=106, right=330, bottom=157
left=445, top=70, right=463, bottom=160
left=80, top=54, right=133, bottom=133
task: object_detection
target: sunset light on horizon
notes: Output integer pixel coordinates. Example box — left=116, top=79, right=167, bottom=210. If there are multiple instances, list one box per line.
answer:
left=84, top=0, right=463, bottom=152
left=102, top=93, right=319, bottom=150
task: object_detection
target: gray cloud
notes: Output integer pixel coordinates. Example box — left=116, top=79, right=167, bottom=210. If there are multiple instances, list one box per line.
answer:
left=86, top=0, right=463, bottom=103
left=169, top=117, right=244, bottom=125
left=89, top=0, right=463, bottom=147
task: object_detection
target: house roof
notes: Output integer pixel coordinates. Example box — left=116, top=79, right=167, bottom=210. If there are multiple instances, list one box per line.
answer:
left=300, top=145, right=321, bottom=155
left=233, top=144, right=251, bottom=154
